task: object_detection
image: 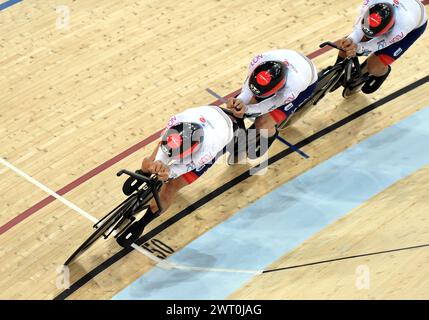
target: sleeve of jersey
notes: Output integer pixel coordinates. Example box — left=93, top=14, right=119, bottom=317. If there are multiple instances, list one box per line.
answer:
left=348, top=0, right=374, bottom=46
left=154, top=146, right=169, bottom=164
left=236, top=77, right=254, bottom=104
left=245, top=94, right=283, bottom=118
left=348, top=24, right=365, bottom=44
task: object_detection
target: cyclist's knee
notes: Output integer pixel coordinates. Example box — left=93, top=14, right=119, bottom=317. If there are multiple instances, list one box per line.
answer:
left=151, top=178, right=186, bottom=213
left=255, top=115, right=277, bottom=136
left=368, top=54, right=390, bottom=76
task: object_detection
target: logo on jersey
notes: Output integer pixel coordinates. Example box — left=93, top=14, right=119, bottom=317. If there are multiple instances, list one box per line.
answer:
left=197, top=153, right=214, bottom=167
left=186, top=162, right=196, bottom=172
left=283, top=93, right=296, bottom=105
left=377, top=39, right=387, bottom=50
left=167, top=116, right=178, bottom=128
left=390, top=32, right=405, bottom=44
left=394, top=48, right=403, bottom=57
left=284, top=103, right=295, bottom=112
left=250, top=54, right=264, bottom=69
left=199, top=115, right=214, bottom=129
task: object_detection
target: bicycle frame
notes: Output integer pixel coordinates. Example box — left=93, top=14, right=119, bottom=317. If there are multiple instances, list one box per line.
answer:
left=279, top=41, right=365, bottom=129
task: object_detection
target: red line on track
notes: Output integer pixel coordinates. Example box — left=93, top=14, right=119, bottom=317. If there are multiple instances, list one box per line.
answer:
left=3, top=0, right=428, bottom=235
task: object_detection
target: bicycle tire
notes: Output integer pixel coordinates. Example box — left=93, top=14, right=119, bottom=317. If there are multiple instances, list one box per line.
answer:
left=64, top=194, right=138, bottom=265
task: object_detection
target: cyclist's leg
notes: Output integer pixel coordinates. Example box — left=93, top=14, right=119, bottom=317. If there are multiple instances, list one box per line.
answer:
left=270, top=81, right=318, bottom=127
left=250, top=82, right=317, bottom=158
left=149, top=160, right=216, bottom=213
left=246, top=115, right=278, bottom=159
left=363, top=21, right=427, bottom=94
left=147, top=177, right=188, bottom=214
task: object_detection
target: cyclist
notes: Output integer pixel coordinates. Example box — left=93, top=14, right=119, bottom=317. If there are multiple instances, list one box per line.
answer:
left=335, top=0, right=427, bottom=94
left=117, top=105, right=234, bottom=247
left=226, top=49, right=318, bottom=160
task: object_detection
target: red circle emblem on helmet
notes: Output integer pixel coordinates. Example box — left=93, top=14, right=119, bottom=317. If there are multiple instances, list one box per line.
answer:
left=167, top=133, right=182, bottom=149
left=256, top=71, right=272, bottom=86
left=369, top=13, right=382, bottom=27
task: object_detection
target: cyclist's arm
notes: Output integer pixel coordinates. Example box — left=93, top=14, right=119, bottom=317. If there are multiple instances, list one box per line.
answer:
left=147, top=141, right=161, bottom=161
left=236, top=77, right=254, bottom=104
left=348, top=0, right=375, bottom=42
left=245, top=82, right=306, bottom=117
left=244, top=95, right=281, bottom=117
left=348, top=25, right=365, bottom=47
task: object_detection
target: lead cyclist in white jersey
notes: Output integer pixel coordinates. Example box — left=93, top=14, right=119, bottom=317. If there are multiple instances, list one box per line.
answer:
left=335, top=0, right=427, bottom=93
left=226, top=49, right=318, bottom=159
left=117, top=105, right=235, bottom=247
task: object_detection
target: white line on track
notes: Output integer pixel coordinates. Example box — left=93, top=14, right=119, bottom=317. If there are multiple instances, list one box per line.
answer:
left=1, top=157, right=263, bottom=275
left=0, top=157, right=98, bottom=224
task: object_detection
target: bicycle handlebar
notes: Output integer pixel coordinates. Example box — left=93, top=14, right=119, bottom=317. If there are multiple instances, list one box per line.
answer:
left=219, top=107, right=247, bottom=130
left=320, top=41, right=346, bottom=53
left=117, top=169, right=163, bottom=213
left=320, top=41, right=365, bottom=57
left=117, top=169, right=154, bottom=183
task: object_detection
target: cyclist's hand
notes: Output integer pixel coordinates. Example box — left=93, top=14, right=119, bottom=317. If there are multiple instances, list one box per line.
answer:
left=342, top=39, right=357, bottom=57
left=336, top=38, right=357, bottom=57
left=335, top=38, right=347, bottom=50
left=150, top=160, right=170, bottom=181
left=227, top=98, right=246, bottom=118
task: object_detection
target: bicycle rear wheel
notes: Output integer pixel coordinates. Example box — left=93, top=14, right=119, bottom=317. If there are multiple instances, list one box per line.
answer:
left=64, top=194, right=138, bottom=265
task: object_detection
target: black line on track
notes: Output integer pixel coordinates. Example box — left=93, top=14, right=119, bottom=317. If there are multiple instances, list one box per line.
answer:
left=262, top=243, right=429, bottom=274
left=54, top=75, right=429, bottom=300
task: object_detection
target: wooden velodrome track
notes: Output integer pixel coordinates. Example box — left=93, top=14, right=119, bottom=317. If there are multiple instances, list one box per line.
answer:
left=0, top=0, right=428, bottom=299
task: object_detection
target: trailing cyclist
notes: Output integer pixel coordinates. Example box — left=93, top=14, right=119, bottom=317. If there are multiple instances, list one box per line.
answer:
left=226, top=49, right=318, bottom=160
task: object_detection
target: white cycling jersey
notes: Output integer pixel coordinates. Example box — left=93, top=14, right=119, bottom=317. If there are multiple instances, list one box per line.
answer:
left=155, top=106, right=234, bottom=179
left=348, top=0, right=428, bottom=55
left=237, top=49, right=318, bottom=118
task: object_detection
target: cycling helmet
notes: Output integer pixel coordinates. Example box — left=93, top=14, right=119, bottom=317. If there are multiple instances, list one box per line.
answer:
left=249, top=61, right=287, bottom=98
left=361, top=2, right=395, bottom=38
left=160, top=122, right=204, bottom=160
